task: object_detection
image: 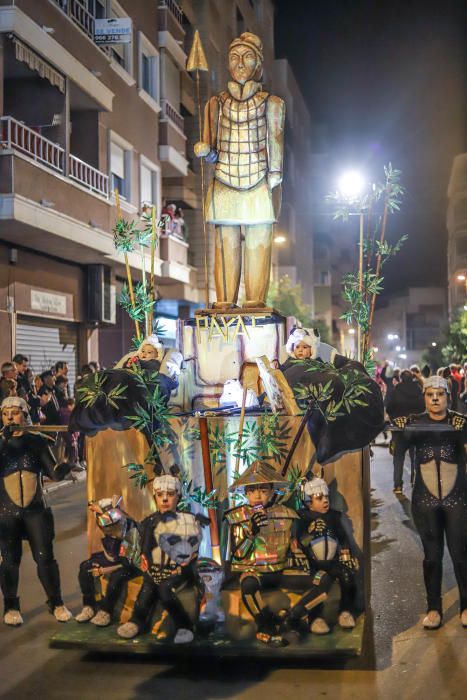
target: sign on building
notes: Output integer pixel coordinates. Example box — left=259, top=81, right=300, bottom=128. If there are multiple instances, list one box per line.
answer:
left=94, top=18, right=132, bottom=45
left=31, top=290, right=67, bottom=316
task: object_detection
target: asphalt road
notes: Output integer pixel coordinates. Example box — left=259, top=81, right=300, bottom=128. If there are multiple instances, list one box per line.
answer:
left=0, top=446, right=466, bottom=699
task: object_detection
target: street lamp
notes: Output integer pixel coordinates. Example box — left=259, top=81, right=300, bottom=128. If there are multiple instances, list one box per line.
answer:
left=273, top=234, right=287, bottom=245
left=337, top=169, right=367, bottom=361
left=337, top=170, right=366, bottom=199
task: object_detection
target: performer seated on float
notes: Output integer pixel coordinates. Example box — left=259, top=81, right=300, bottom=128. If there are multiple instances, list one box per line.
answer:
left=282, top=478, right=357, bottom=636
left=75, top=495, right=141, bottom=626
left=394, top=376, right=467, bottom=630
left=281, top=326, right=336, bottom=377
left=224, top=461, right=297, bottom=647
left=279, top=327, right=384, bottom=465
left=124, top=334, right=183, bottom=403
left=117, top=469, right=207, bottom=643
left=0, top=397, right=73, bottom=626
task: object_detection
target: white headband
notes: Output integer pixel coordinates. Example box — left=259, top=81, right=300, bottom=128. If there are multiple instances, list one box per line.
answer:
left=140, top=334, right=163, bottom=351
left=1, top=396, right=29, bottom=414
left=423, top=376, right=449, bottom=393
left=152, top=474, right=182, bottom=495
left=303, top=478, right=329, bottom=500
left=285, top=328, right=319, bottom=356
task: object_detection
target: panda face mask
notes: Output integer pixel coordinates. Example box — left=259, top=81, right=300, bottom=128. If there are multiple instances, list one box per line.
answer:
left=153, top=513, right=202, bottom=566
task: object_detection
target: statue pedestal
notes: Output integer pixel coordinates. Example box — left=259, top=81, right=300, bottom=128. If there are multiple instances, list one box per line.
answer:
left=173, top=312, right=291, bottom=411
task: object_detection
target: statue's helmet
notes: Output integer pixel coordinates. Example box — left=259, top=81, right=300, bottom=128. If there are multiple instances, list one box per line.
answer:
left=228, top=32, right=263, bottom=81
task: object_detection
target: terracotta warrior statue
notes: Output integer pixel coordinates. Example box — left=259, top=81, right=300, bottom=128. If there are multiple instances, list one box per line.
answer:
left=195, top=32, right=285, bottom=309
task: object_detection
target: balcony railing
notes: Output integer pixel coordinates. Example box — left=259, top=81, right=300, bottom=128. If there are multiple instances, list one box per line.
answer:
left=53, top=0, right=95, bottom=40
left=69, top=154, right=109, bottom=197
left=158, top=0, right=184, bottom=26
left=1, top=116, right=64, bottom=171
left=161, top=100, right=184, bottom=133
left=1, top=116, right=109, bottom=198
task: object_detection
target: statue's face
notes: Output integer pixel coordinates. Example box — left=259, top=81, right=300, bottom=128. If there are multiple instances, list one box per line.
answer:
left=228, top=44, right=258, bottom=84
left=424, top=387, right=448, bottom=419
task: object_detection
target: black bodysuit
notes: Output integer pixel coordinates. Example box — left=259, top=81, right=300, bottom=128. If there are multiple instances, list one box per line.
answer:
left=0, top=432, right=70, bottom=613
left=404, top=411, right=467, bottom=613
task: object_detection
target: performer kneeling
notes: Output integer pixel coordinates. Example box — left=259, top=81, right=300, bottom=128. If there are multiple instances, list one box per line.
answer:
left=394, top=376, right=467, bottom=629
left=224, top=461, right=297, bottom=647
left=75, top=495, right=141, bottom=625
left=284, top=478, right=357, bottom=635
left=117, top=470, right=206, bottom=643
left=0, top=397, right=73, bottom=626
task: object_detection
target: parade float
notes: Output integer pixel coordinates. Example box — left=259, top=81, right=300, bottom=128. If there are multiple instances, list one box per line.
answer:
left=51, top=31, right=389, bottom=659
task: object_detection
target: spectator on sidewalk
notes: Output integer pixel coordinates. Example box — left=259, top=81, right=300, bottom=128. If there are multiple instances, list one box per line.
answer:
left=12, top=354, right=31, bottom=398
left=386, top=369, right=425, bottom=493
left=55, top=375, right=69, bottom=408
left=0, top=362, right=18, bottom=402
left=54, top=361, right=69, bottom=380
left=39, top=371, right=60, bottom=425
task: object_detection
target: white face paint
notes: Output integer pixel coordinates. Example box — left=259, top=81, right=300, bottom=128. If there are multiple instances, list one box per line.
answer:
left=152, top=513, right=202, bottom=566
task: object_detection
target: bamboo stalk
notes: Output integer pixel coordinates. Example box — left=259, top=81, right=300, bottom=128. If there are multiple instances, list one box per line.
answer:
left=357, top=211, right=364, bottom=362
left=114, top=189, right=141, bottom=341
left=368, top=201, right=389, bottom=337
left=233, top=386, right=248, bottom=480
left=196, top=70, right=210, bottom=309
left=148, top=205, right=157, bottom=334
left=198, top=416, right=221, bottom=564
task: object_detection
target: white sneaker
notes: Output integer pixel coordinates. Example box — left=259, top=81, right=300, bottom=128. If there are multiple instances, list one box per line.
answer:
left=460, top=609, right=467, bottom=627
left=423, top=610, right=442, bottom=629
left=91, top=610, right=111, bottom=627
left=338, top=611, right=356, bottom=629
left=117, top=621, right=139, bottom=639
left=4, top=609, right=23, bottom=626
left=53, top=605, right=73, bottom=622
left=310, top=617, right=330, bottom=635
left=174, top=628, right=194, bottom=644
left=75, top=606, right=95, bottom=623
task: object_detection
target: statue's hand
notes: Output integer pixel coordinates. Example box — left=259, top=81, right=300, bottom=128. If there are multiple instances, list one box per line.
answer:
left=267, top=171, right=282, bottom=189
left=194, top=142, right=211, bottom=158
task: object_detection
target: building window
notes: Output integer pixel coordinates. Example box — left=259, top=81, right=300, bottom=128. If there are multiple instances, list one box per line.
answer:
left=140, top=160, right=160, bottom=211
left=138, top=33, right=160, bottom=104
left=110, top=140, right=130, bottom=199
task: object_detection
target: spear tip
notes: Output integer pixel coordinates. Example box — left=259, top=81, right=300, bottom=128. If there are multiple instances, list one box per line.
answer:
left=187, top=29, right=209, bottom=72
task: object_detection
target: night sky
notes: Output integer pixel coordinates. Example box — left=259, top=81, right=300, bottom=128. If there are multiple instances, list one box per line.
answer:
left=273, top=0, right=466, bottom=293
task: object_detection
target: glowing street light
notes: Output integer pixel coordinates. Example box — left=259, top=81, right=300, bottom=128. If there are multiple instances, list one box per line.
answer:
left=373, top=346, right=379, bottom=353
left=273, top=234, right=287, bottom=245
left=457, top=274, right=466, bottom=282
left=348, top=328, right=356, bottom=335
left=338, top=170, right=366, bottom=199
left=432, top=342, right=437, bottom=347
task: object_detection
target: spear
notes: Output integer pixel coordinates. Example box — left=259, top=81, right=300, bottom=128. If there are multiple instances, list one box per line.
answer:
left=114, top=188, right=141, bottom=341
left=187, top=30, right=210, bottom=309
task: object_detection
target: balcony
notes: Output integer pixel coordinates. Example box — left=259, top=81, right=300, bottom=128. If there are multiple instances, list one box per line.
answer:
left=161, top=99, right=184, bottom=133
left=52, top=0, right=95, bottom=41
left=163, top=169, right=199, bottom=209
left=1, top=116, right=109, bottom=197
left=158, top=0, right=185, bottom=43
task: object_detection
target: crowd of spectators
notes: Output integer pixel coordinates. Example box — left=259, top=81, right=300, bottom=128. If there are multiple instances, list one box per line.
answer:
left=0, top=355, right=100, bottom=472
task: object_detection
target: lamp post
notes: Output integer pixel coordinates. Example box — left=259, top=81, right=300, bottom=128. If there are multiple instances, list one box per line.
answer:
left=337, top=170, right=366, bottom=361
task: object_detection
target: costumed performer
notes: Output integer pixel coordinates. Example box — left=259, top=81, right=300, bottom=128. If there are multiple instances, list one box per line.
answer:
left=75, top=495, right=141, bottom=626
left=394, top=376, right=467, bottom=629
left=224, top=461, right=297, bottom=647
left=117, top=469, right=208, bottom=643
left=0, top=397, right=73, bottom=626
left=282, top=477, right=357, bottom=635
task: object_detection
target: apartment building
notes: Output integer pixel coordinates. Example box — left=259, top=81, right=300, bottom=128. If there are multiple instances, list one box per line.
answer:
left=0, top=0, right=198, bottom=378
left=447, top=154, right=467, bottom=317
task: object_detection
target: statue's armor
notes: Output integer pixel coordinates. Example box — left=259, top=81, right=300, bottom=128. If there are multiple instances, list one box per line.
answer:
left=215, top=91, right=269, bottom=190
left=225, top=503, right=297, bottom=573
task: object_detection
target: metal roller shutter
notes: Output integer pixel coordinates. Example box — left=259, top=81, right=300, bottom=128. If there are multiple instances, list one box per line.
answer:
left=16, top=316, right=79, bottom=394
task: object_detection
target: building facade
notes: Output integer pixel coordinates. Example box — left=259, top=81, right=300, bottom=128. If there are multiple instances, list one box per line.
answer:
left=371, top=287, right=447, bottom=368
left=447, top=154, right=467, bottom=316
